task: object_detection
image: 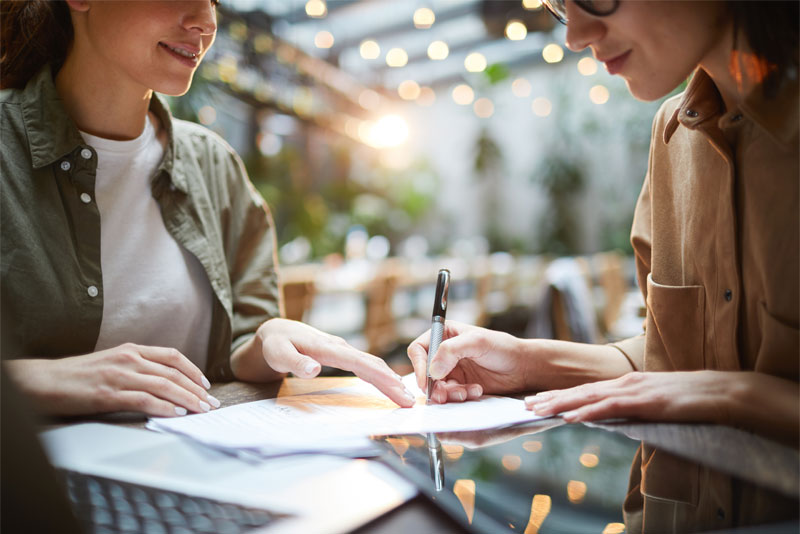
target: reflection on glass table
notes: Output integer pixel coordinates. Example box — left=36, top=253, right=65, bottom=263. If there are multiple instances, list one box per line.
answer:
left=373, top=420, right=799, bottom=534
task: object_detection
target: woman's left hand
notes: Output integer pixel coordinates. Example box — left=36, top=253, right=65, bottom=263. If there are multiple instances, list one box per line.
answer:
left=525, top=370, right=742, bottom=424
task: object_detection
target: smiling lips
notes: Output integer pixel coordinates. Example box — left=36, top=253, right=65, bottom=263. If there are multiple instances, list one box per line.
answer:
left=159, top=42, right=201, bottom=66
left=600, top=50, right=631, bottom=75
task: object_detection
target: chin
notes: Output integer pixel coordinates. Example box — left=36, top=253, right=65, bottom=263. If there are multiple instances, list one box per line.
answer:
left=624, top=78, right=680, bottom=102
left=154, top=76, right=195, bottom=97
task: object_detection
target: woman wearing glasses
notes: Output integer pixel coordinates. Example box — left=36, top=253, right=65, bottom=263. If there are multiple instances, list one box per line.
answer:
left=0, top=0, right=416, bottom=418
left=409, top=1, right=797, bottom=528
left=408, top=3, right=798, bottom=446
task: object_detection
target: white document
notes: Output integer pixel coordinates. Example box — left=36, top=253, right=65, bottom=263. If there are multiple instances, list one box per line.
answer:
left=147, top=375, right=546, bottom=456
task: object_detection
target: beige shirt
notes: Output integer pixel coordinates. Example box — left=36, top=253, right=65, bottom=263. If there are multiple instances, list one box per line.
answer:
left=615, top=69, right=799, bottom=532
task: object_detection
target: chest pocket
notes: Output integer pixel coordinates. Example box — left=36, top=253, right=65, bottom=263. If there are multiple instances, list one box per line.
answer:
left=644, top=273, right=706, bottom=371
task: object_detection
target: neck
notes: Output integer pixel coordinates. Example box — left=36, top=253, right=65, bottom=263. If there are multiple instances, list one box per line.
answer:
left=699, top=24, right=757, bottom=113
left=55, top=48, right=153, bottom=141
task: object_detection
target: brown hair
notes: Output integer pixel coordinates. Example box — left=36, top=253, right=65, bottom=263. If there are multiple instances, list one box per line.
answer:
left=0, top=0, right=73, bottom=89
left=729, top=1, right=799, bottom=97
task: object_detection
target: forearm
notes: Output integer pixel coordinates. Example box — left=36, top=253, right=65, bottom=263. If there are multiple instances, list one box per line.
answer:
left=731, top=372, right=799, bottom=446
left=520, top=338, right=635, bottom=390
left=229, top=330, right=285, bottom=383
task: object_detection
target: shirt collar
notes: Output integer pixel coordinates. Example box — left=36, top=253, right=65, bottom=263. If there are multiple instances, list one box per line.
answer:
left=663, top=69, right=724, bottom=144
left=149, top=93, right=189, bottom=194
left=664, top=67, right=799, bottom=151
left=22, top=66, right=187, bottom=192
left=21, top=66, right=86, bottom=169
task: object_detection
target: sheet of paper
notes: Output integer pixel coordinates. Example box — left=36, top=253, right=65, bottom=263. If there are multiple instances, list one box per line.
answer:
left=147, top=375, right=546, bottom=456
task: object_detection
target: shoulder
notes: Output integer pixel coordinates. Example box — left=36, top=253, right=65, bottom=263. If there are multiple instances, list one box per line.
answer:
left=171, top=118, right=241, bottom=165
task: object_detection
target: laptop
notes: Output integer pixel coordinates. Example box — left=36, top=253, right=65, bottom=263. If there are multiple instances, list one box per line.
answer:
left=1, top=371, right=416, bottom=534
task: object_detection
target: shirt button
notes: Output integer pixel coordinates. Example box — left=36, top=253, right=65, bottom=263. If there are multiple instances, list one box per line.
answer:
left=80, top=193, right=92, bottom=204
left=80, top=148, right=93, bottom=160
left=685, top=109, right=699, bottom=118
left=87, top=285, right=99, bottom=298
left=724, top=289, right=733, bottom=301
left=60, top=160, right=72, bottom=171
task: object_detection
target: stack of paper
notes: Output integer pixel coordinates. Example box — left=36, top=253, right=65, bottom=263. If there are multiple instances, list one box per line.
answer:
left=147, top=375, right=545, bottom=458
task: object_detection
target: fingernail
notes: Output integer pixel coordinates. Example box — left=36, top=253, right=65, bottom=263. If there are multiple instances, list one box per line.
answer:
left=201, top=375, right=211, bottom=389
left=207, top=394, right=221, bottom=408
left=532, top=401, right=551, bottom=414
left=304, top=362, right=319, bottom=376
left=454, top=391, right=466, bottom=401
left=563, top=410, right=579, bottom=421
left=174, top=406, right=187, bottom=416
left=468, top=385, right=482, bottom=397
left=199, top=401, right=211, bottom=412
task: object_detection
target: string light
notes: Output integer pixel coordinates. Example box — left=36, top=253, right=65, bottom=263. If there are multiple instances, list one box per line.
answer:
left=452, top=84, right=475, bottom=105
left=386, top=48, right=409, bottom=67
left=314, top=30, right=334, bottom=49
left=427, top=40, right=449, bottom=60
left=590, top=84, right=610, bottom=104
left=464, top=52, right=487, bottom=72
left=413, top=7, right=435, bottom=29
left=505, top=20, right=527, bottom=41
left=542, top=43, right=564, bottom=63
left=360, top=40, right=380, bottom=59
left=577, top=56, right=598, bottom=75
left=305, top=0, right=327, bottom=18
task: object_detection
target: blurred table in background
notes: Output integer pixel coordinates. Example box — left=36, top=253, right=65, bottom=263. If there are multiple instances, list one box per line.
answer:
left=280, top=251, right=645, bottom=366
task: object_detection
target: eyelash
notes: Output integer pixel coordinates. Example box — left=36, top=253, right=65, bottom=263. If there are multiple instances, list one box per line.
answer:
left=211, top=0, right=220, bottom=6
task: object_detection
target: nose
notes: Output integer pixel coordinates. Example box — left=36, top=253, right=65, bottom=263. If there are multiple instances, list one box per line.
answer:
left=183, top=1, right=217, bottom=36
left=563, top=3, right=606, bottom=52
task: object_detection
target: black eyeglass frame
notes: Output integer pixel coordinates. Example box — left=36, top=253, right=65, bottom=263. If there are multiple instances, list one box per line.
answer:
left=541, top=0, right=621, bottom=24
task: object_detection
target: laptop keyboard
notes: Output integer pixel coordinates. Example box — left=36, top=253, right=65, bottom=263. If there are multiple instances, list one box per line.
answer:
left=58, top=469, right=285, bottom=534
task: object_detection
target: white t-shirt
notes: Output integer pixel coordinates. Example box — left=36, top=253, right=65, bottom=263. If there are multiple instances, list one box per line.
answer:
left=81, top=116, right=213, bottom=369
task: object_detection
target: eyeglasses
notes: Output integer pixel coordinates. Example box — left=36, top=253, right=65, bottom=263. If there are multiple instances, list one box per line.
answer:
left=541, top=0, right=620, bottom=24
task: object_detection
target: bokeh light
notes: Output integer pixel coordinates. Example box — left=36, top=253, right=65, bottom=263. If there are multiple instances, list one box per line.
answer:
left=512, top=77, right=532, bottom=97
left=577, top=56, right=598, bottom=75
left=314, top=30, right=334, bottom=49
left=358, top=89, right=380, bottom=110
left=567, top=480, right=587, bottom=503
left=542, top=43, right=564, bottom=63
left=197, top=105, right=217, bottom=125
left=359, top=115, right=409, bottom=148
left=305, top=0, right=326, bottom=18
left=427, top=40, right=449, bottom=60
left=473, top=97, right=494, bottom=118
left=532, top=97, right=552, bottom=116
left=590, top=84, right=610, bottom=104
left=452, top=84, right=475, bottom=105
left=398, top=80, right=421, bottom=100
left=523, top=0, right=543, bottom=9
left=359, top=39, right=380, bottom=59
left=505, top=20, right=527, bottom=41
left=386, top=48, right=409, bottom=67
left=413, top=7, right=435, bottom=28
left=464, top=52, right=487, bottom=72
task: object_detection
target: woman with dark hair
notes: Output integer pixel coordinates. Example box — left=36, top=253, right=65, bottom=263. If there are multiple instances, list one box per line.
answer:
left=408, top=2, right=799, bottom=441
left=0, top=0, right=416, bottom=417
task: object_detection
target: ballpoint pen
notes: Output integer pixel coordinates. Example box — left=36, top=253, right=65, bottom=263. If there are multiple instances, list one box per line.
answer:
left=426, top=268, right=450, bottom=404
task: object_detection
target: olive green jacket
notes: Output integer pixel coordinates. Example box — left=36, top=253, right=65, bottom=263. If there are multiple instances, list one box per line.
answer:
left=0, top=66, right=281, bottom=381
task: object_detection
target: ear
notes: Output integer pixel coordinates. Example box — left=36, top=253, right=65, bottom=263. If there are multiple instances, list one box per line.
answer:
left=64, top=0, right=90, bottom=12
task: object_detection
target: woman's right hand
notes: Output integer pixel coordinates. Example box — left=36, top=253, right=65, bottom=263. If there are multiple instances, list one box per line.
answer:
left=4, top=344, right=219, bottom=417
left=407, top=321, right=533, bottom=404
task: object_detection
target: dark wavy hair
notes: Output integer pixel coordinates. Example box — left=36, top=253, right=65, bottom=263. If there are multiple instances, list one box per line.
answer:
left=729, top=1, right=799, bottom=97
left=0, top=0, right=72, bottom=89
